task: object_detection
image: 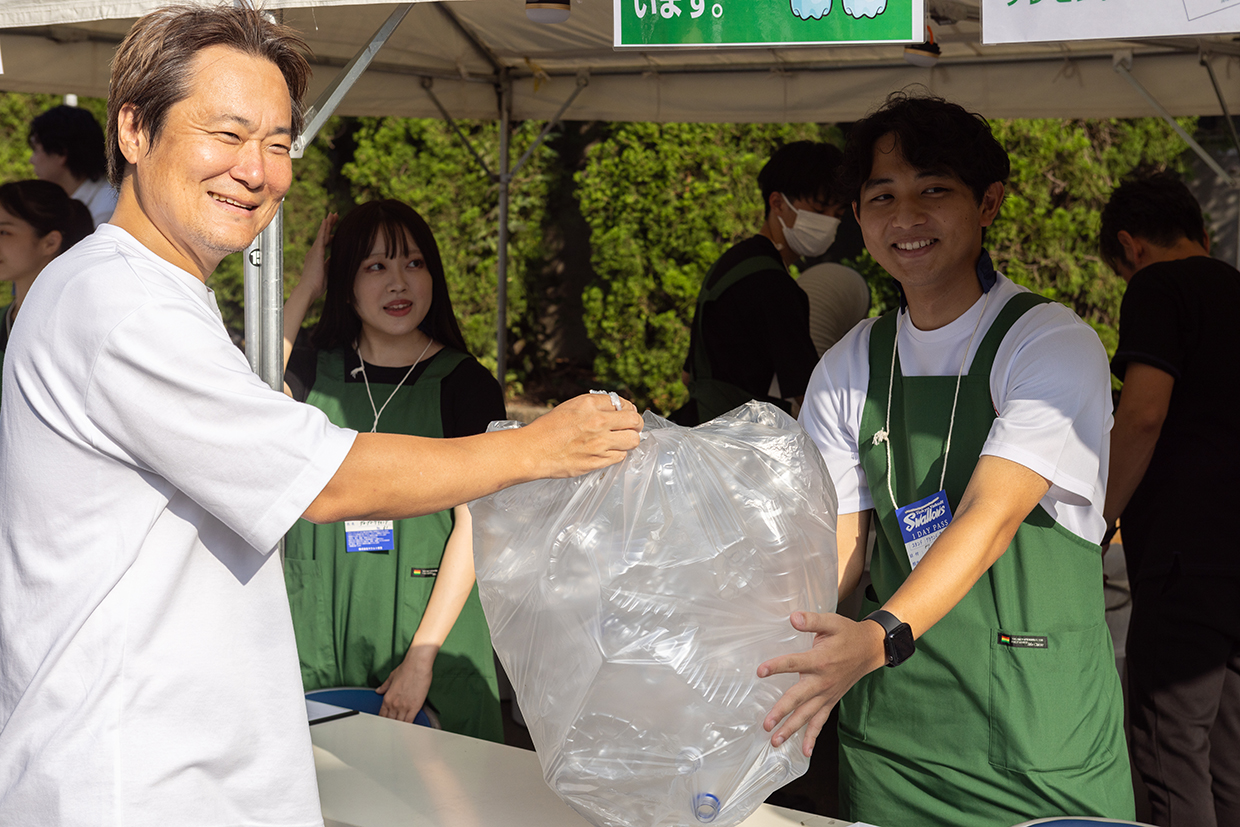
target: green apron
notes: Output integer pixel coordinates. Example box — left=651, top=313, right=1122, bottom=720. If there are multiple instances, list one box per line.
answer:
left=284, top=347, right=503, bottom=743
left=687, top=254, right=790, bottom=422
left=840, top=293, right=1134, bottom=827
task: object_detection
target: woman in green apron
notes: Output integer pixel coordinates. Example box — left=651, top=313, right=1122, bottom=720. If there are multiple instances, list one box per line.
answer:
left=281, top=200, right=506, bottom=742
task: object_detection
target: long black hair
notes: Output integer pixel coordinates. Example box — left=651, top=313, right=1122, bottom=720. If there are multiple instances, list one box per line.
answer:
left=312, top=199, right=470, bottom=355
left=0, top=179, right=94, bottom=253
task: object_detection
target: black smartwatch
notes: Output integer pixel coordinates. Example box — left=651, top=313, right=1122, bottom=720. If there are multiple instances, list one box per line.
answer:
left=865, top=609, right=916, bottom=667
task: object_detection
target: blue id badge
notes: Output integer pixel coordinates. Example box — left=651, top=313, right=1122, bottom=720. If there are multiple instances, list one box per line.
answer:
left=344, top=520, right=395, bottom=553
left=894, top=490, right=952, bottom=570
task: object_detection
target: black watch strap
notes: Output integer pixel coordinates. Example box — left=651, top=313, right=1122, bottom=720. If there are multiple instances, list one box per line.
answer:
left=865, top=609, right=916, bottom=667
left=866, top=609, right=902, bottom=636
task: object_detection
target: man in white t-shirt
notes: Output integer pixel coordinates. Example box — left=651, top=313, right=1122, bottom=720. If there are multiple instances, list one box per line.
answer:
left=756, top=93, right=1133, bottom=826
left=0, top=8, right=641, bottom=827
left=29, top=104, right=119, bottom=226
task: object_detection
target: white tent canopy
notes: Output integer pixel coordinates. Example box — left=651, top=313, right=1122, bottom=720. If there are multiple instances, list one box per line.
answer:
left=2, top=0, right=1240, bottom=124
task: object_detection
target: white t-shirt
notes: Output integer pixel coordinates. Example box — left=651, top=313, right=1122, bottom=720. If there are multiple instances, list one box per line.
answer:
left=0, top=225, right=357, bottom=826
left=797, top=262, right=871, bottom=358
left=799, top=274, right=1112, bottom=542
left=70, top=177, right=119, bottom=227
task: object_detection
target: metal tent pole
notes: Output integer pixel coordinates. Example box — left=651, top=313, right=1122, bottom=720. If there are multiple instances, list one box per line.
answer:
left=1113, top=52, right=1238, bottom=188
left=243, top=4, right=414, bottom=388
left=422, top=73, right=589, bottom=391
left=259, top=207, right=284, bottom=390
left=1200, top=53, right=1240, bottom=269
left=243, top=242, right=262, bottom=374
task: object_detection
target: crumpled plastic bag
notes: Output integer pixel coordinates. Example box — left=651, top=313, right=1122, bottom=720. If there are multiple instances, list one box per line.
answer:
left=471, top=402, right=838, bottom=827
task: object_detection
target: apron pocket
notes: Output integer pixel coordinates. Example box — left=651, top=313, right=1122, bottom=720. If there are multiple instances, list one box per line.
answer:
left=987, top=622, right=1114, bottom=772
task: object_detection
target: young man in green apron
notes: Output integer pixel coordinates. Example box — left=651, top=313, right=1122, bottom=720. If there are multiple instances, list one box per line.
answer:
left=674, top=141, right=843, bottom=426
left=758, top=93, right=1134, bottom=827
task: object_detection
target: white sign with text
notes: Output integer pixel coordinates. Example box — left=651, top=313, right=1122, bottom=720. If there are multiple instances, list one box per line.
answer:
left=983, top=0, right=1240, bottom=45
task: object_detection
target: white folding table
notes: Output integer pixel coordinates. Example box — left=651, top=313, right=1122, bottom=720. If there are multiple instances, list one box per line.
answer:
left=310, top=710, right=852, bottom=827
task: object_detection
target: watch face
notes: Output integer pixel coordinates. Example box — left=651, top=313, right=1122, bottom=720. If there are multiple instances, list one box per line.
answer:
left=887, top=623, right=916, bottom=666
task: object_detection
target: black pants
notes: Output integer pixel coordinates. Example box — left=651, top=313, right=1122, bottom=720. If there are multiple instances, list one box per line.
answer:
left=1127, top=568, right=1240, bottom=827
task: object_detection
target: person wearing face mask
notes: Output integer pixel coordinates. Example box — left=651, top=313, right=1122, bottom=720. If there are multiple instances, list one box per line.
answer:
left=281, top=200, right=508, bottom=742
left=673, top=141, right=846, bottom=426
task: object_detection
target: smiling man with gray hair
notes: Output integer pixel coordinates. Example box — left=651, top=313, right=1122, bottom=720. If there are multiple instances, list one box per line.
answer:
left=0, top=7, right=641, bottom=825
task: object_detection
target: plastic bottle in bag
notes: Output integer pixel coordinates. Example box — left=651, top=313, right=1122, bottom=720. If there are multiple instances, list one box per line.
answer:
left=472, top=402, right=838, bottom=827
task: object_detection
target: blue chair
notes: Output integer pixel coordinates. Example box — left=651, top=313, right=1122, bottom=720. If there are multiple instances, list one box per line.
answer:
left=1011, top=818, right=1155, bottom=826
left=305, top=687, right=439, bottom=728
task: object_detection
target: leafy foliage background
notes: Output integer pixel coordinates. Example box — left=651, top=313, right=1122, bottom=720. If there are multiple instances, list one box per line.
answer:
left=0, top=93, right=1195, bottom=410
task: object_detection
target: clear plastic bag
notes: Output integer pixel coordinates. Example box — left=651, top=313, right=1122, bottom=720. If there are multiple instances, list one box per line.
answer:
left=471, top=402, right=838, bottom=827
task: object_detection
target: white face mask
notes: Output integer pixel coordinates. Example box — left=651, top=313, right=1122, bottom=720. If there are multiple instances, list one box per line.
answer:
left=777, top=193, right=841, bottom=258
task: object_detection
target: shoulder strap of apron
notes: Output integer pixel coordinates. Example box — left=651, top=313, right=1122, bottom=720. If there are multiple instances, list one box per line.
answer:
left=420, top=347, right=470, bottom=382
left=691, top=254, right=783, bottom=380
left=687, top=254, right=785, bottom=421
left=968, top=291, right=1052, bottom=378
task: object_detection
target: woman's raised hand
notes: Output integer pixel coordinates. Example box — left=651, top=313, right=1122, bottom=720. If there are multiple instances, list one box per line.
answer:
left=293, top=213, right=337, bottom=306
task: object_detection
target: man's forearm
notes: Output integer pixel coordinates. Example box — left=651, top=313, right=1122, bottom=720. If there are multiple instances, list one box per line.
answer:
left=302, top=394, right=643, bottom=524
left=836, top=510, right=871, bottom=599
left=1103, top=362, right=1174, bottom=527
left=882, top=455, right=1049, bottom=639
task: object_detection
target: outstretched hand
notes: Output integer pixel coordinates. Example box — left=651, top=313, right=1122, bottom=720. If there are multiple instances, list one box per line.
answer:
left=757, top=611, right=887, bottom=757
left=523, top=393, right=644, bottom=479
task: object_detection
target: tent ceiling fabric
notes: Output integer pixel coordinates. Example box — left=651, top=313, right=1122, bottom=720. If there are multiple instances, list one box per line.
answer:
left=0, top=0, right=1238, bottom=121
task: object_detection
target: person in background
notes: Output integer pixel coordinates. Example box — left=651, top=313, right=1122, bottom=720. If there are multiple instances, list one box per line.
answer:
left=281, top=200, right=507, bottom=741
left=29, top=104, right=118, bottom=226
left=759, top=92, right=1133, bottom=827
left=797, top=207, right=871, bottom=358
left=1100, top=174, right=1239, bottom=827
left=0, top=179, right=94, bottom=400
left=673, top=141, right=843, bottom=425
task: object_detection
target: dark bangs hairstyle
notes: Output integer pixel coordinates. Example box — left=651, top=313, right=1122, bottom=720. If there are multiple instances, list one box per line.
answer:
left=312, top=199, right=470, bottom=355
left=1099, top=173, right=1206, bottom=273
left=757, top=140, right=845, bottom=217
left=0, top=180, right=94, bottom=253
left=840, top=91, right=1010, bottom=208
left=29, top=106, right=109, bottom=183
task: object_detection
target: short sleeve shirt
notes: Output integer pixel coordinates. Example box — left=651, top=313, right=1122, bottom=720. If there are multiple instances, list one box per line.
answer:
left=1111, top=256, right=1240, bottom=578
left=799, top=274, right=1113, bottom=543
left=0, top=225, right=356, bottom=826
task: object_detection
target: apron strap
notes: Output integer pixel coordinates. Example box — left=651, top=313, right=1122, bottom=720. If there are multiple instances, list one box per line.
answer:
left=968, top=292, right=1051, bottom=378
left=690, top=254, right=783, bottom=381
left=687, top=253, right=785, bottom=421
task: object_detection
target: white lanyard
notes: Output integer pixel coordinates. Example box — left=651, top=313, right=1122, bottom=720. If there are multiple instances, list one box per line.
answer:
left=871, top=290, right=992, bottom=507
left=355, top=336, right=435, bottom=433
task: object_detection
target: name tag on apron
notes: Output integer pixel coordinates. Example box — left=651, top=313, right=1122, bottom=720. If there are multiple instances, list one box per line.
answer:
left=895, top=490, right=952, bottom=570
left=344, top=520, right=395, bottom=553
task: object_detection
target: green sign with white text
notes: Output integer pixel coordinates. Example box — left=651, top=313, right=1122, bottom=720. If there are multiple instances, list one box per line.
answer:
left=614, top=0, right=923, bottom=48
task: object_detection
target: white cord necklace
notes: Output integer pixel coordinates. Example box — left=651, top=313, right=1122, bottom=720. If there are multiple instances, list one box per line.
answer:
left=872, top=290, right=993, bottom=506
left=355, top=335, right=435, bottom=433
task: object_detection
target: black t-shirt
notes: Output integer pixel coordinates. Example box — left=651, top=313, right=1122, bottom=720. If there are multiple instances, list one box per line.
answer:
left=286, top=341, right=507, bottom=438
left=683, top=235, right=819, bottom=401
left=1111, top=255, right=1240, bottom=580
